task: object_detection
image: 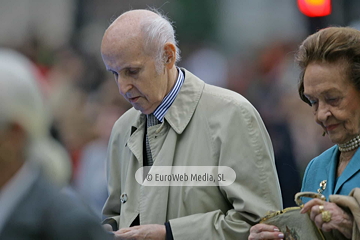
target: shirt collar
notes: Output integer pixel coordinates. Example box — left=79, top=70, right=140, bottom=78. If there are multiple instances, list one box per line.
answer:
left=153, top=68, right=184, bottom=122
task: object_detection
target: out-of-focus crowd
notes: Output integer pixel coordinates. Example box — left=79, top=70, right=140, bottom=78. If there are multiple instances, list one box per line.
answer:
left=17, top=42, right=132, bottom=219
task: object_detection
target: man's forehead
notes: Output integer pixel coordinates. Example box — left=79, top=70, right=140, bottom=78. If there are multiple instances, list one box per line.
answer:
left=107, top=20, right=140, bottom=37
left=101, top=38, right=148, bottom=71
left=101, top=32, right=143, bottom=57
left=102, top=19, right=143, bottom=52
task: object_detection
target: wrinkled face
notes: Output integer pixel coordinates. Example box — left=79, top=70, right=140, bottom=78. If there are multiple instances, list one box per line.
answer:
left=303, top=61, right=360, bottom=144
left=101, top=36, right=170, bottom=115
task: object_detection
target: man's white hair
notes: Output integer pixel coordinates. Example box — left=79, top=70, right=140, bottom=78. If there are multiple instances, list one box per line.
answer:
left=140, top=10, right=181, bottom=73
left=0, top=49, right=71, bottom=186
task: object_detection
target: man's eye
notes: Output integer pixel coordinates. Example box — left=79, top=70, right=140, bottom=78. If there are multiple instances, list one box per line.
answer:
left=111, top=71, right=118, bottom=78
left=126, top=68, right=139, bottom=75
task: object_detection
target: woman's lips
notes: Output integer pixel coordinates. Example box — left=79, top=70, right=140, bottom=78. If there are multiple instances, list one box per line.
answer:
left=326, top=124, right=339, bottom=131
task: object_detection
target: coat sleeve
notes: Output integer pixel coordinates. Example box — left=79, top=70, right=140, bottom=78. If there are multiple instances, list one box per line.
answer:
left=169, top=99, right=283, bottom=239
left=102, top=121, right=122, bottom=229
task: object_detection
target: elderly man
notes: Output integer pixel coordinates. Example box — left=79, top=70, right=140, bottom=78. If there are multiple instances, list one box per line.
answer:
left=0, top=49, right=112, bottom=240
left=101, top=9, right=282, bottom=240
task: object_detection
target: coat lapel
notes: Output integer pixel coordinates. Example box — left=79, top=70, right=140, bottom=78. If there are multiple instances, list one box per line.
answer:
left=127, top=114, right=146, bottom=165
left=165, top=68, right=204, bottom=134
left=334, top=148, right=360, bottom=194
left=325, top=149, right=338, bottom=196
left=139, top=130, right=178, bottom=224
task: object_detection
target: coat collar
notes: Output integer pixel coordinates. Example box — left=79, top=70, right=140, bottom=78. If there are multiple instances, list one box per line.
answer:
left=325, top=147, right=338, bottom=195
left=334, top=147, right=360, bottom=193
left=324, top=146, right=360, bottom=195
left=163, top=68, right=204, bottom=134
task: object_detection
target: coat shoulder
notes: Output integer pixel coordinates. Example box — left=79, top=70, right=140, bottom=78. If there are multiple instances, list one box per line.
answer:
left=202, top=84, right=251, bottom=105
left=200, top=84, right=259, bottom=118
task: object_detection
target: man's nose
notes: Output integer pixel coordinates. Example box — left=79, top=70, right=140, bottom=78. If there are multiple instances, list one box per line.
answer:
left=117, top=76, right=132, bottom=95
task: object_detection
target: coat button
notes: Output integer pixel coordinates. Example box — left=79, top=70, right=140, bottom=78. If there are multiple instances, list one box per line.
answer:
left=120, top=193, right=128, bottom=204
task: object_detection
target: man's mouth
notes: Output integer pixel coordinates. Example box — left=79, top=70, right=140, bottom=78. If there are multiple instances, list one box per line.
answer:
left=129, top=97, right=140, bottom=103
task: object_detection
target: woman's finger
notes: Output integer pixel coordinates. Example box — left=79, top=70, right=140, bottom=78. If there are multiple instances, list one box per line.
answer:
left=249, top=224, right=284, bottom=240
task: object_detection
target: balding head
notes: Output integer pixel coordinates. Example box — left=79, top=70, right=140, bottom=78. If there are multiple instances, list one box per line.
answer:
left=101, top=9, right=180, bottom=72
left=100, top=9, right=181, bottom=115
left=108, top=9, right=159, bottom=34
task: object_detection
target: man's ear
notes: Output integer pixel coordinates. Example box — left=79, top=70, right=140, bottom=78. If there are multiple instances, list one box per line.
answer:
left=163, top=43, right=176, bottom=69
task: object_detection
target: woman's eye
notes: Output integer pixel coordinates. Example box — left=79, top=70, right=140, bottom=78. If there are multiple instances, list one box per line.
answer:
left=309, top=100, right=318, bottom=106
left=326, top=97, right=339, bottom=104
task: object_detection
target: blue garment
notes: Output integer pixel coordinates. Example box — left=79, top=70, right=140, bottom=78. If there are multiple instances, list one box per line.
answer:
left=153, top=68, right=184, bottom=122
left=301, top=145, right=360, bottom=202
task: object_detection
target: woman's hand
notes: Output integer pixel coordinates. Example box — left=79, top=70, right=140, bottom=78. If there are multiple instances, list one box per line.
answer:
left=248, top=223, right=284, bottom=240
left=300, top=198, right=353, bottom=239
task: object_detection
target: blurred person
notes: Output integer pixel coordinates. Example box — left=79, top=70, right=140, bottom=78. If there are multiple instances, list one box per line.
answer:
left=74, top=78, right=131, bottom=219
left=0, top=48, right=112, bottom=239
left=101, top=9, right=282, bottom=239
left=249, top=27, right=360, bottom=240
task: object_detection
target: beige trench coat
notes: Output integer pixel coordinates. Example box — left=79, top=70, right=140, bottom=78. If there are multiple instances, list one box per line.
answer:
left=103, top=69, right=282, bottom=239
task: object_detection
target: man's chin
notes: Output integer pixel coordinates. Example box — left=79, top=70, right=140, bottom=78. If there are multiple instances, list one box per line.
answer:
left=133, top=103, right=156, bottom=115
left=134, top=106, right=149, bottom=115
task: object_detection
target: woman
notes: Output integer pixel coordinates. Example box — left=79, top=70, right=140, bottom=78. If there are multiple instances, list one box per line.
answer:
left=249, top=26, right=360, bottom=240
